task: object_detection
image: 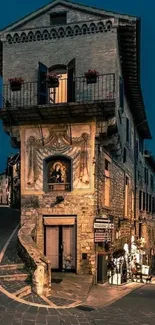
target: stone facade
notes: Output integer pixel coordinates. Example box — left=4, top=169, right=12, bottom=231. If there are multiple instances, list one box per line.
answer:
left=20, top=122, right=96, bottom=275
left=0, top=172, right=8, bottom=205
left=0, top=0, right=155, bottom=290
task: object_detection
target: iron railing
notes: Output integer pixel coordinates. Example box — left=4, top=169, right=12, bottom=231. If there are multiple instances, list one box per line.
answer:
left=1, top=73, right=115, bottom=109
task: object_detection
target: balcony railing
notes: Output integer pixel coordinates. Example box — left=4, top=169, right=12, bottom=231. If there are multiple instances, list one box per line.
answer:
left=1, top=74, right=115, bottom=109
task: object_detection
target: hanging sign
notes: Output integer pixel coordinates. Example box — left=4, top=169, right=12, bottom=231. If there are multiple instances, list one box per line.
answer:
left=94, top=217, right=114, bottom=243
left=94, top=217, right=114, bottom=229
left=94, top=228, right=112, bottom=243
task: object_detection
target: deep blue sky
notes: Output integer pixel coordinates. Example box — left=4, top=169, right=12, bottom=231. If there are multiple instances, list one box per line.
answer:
left=0, top=0, right=154, bottom=172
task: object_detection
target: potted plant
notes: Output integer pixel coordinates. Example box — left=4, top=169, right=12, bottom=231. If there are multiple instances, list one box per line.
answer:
left=8, top=77, right=24, bottom=91
left=84, top=69, right=99, bottom=84
left=135, top=238, right=146, bottom=250
left=45, top=73, right=60, bottom=88
left=63, top=254, right=73, bottom=270
left=113, top=248, right=125, bottom=259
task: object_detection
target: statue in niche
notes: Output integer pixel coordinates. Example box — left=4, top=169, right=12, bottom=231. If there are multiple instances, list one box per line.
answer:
left=27, top=136, right=38, bottom=186
left=48, top=161, right=67, bottom=184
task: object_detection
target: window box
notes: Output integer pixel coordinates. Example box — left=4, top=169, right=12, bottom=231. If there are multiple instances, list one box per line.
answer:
left=47, top=78, right=59, bottom=88
left=84, top=70, right=98, bottom=84
left=8, top=77, right=24, bottom=91
left=46, top=73, right=60, bottom=88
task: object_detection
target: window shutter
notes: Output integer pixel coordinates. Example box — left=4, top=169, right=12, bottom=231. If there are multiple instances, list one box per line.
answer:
left=38, top=62, right=48, bottom=105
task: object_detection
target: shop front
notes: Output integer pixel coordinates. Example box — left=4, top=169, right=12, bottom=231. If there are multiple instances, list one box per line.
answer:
left=94, top=216, right=114, bottom=284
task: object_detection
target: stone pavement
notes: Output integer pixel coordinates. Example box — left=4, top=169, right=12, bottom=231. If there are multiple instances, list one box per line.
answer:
left=86, top=281, right=145, bottom=307
left=0, top=284, right=155, bottom=324
left=0, top=207, right=20, bottom=253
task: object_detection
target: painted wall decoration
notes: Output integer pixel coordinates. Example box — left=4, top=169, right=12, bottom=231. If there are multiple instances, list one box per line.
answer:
left=24, top=123, right=94, bottom=191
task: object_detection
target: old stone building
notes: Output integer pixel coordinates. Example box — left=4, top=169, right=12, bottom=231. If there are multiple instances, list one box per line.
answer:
left=136, top=150, right=155, bottom=260
left=0, top=0, right=155, bottom=292
left=6, top=153, right=21, bottom=209
left=0, top=171, right=8, bottom=205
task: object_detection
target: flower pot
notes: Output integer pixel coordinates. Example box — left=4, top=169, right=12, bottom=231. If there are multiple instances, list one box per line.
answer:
left=10, top=83, right=22, bottom=91
left=47, top=78, right=59, bottom=88
left=86, top=76, right=97, bottom=84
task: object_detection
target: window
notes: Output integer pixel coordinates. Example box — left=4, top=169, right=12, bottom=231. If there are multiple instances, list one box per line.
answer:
left=123, top=148, right=126, bottom=163
left=50, top=12, right=67, bottom=25
left=125, top=176, right=129, bottom=217
left=151, top=174, right=154, bottom=190
left=119, top=76, right=124, bottom=110
left=139, top=137, right=144, bottom=154
left=143, top=192, right=146, bottom=211
left=149, top=195, right=152, bottom=213
left=146, top=193, right=149, bottom=212
left=137, top=170, right=141, bottom=182
left=135, top=140, right=139, bottom=161
left=139, top=190, right=142, bottom=210
left=152, top=197, right=155, bottom=214
left=144, top=167, right=149, bottom=185
left=104, top=159, right=110, bottom=207
left=126, top=118, right=130, bottom=143
left=44, top=156, right=71, bottom=192
left=139, top=223, right=142, bottom=239
left=132, top=191, right=134, bottom=218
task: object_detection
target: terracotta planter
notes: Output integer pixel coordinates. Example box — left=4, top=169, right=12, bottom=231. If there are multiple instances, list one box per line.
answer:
left=86, top=75, right=97, bottom=84
left=47, top=78, right=59, bottom=88
left=10, top=83, right=22, bottom=91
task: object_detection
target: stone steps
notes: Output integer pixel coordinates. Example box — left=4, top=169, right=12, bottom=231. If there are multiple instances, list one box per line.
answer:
left=13, top=285, right=32, bottom=298
left=0, top=273, right=30, bottom=281
left=0, top=264, right=25, bottom=271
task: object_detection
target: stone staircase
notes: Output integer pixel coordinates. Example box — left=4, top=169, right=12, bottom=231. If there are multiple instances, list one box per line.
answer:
left=0, top=263, right=32, bottom=298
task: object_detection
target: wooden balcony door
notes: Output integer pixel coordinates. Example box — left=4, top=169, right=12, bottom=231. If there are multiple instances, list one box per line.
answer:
left=45, top=225, right=76, bottom=272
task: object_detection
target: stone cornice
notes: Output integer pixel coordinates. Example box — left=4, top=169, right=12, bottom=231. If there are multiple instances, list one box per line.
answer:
left=1, top=18, right=117, bottom=44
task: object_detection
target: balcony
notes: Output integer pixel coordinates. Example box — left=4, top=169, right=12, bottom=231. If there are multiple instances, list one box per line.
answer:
left=0, top=73, right=116, bottom=124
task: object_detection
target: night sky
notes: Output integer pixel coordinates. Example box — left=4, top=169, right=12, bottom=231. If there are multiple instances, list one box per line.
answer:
left=0, top=0, right=154, bottom=172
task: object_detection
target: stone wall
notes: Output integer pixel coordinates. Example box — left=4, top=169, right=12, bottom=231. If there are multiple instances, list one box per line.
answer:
left=21, top=192, right=96, bottom=275
left=95, top=146, right=133, bottom=246
left=3, top=27, right=117, bottom=83
left=18, top=208, right=51, bottom=296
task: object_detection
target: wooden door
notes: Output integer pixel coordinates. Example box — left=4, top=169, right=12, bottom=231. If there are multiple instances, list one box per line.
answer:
left=62, top=226, right=76, bottom=271
left=46, top=226, right=59, bottom=269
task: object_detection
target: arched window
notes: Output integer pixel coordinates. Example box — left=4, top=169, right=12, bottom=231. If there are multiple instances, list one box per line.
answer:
left=44, top=155, right=72, bottom=192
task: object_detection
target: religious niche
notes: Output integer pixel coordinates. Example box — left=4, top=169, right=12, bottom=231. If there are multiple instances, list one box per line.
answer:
left=46, top=157, right=71, bottom=192
left=26, top=124, right=91, bottom=190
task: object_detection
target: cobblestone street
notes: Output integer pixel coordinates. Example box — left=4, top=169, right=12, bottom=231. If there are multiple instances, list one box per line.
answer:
left=0, top=284, right=155, bottom=324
